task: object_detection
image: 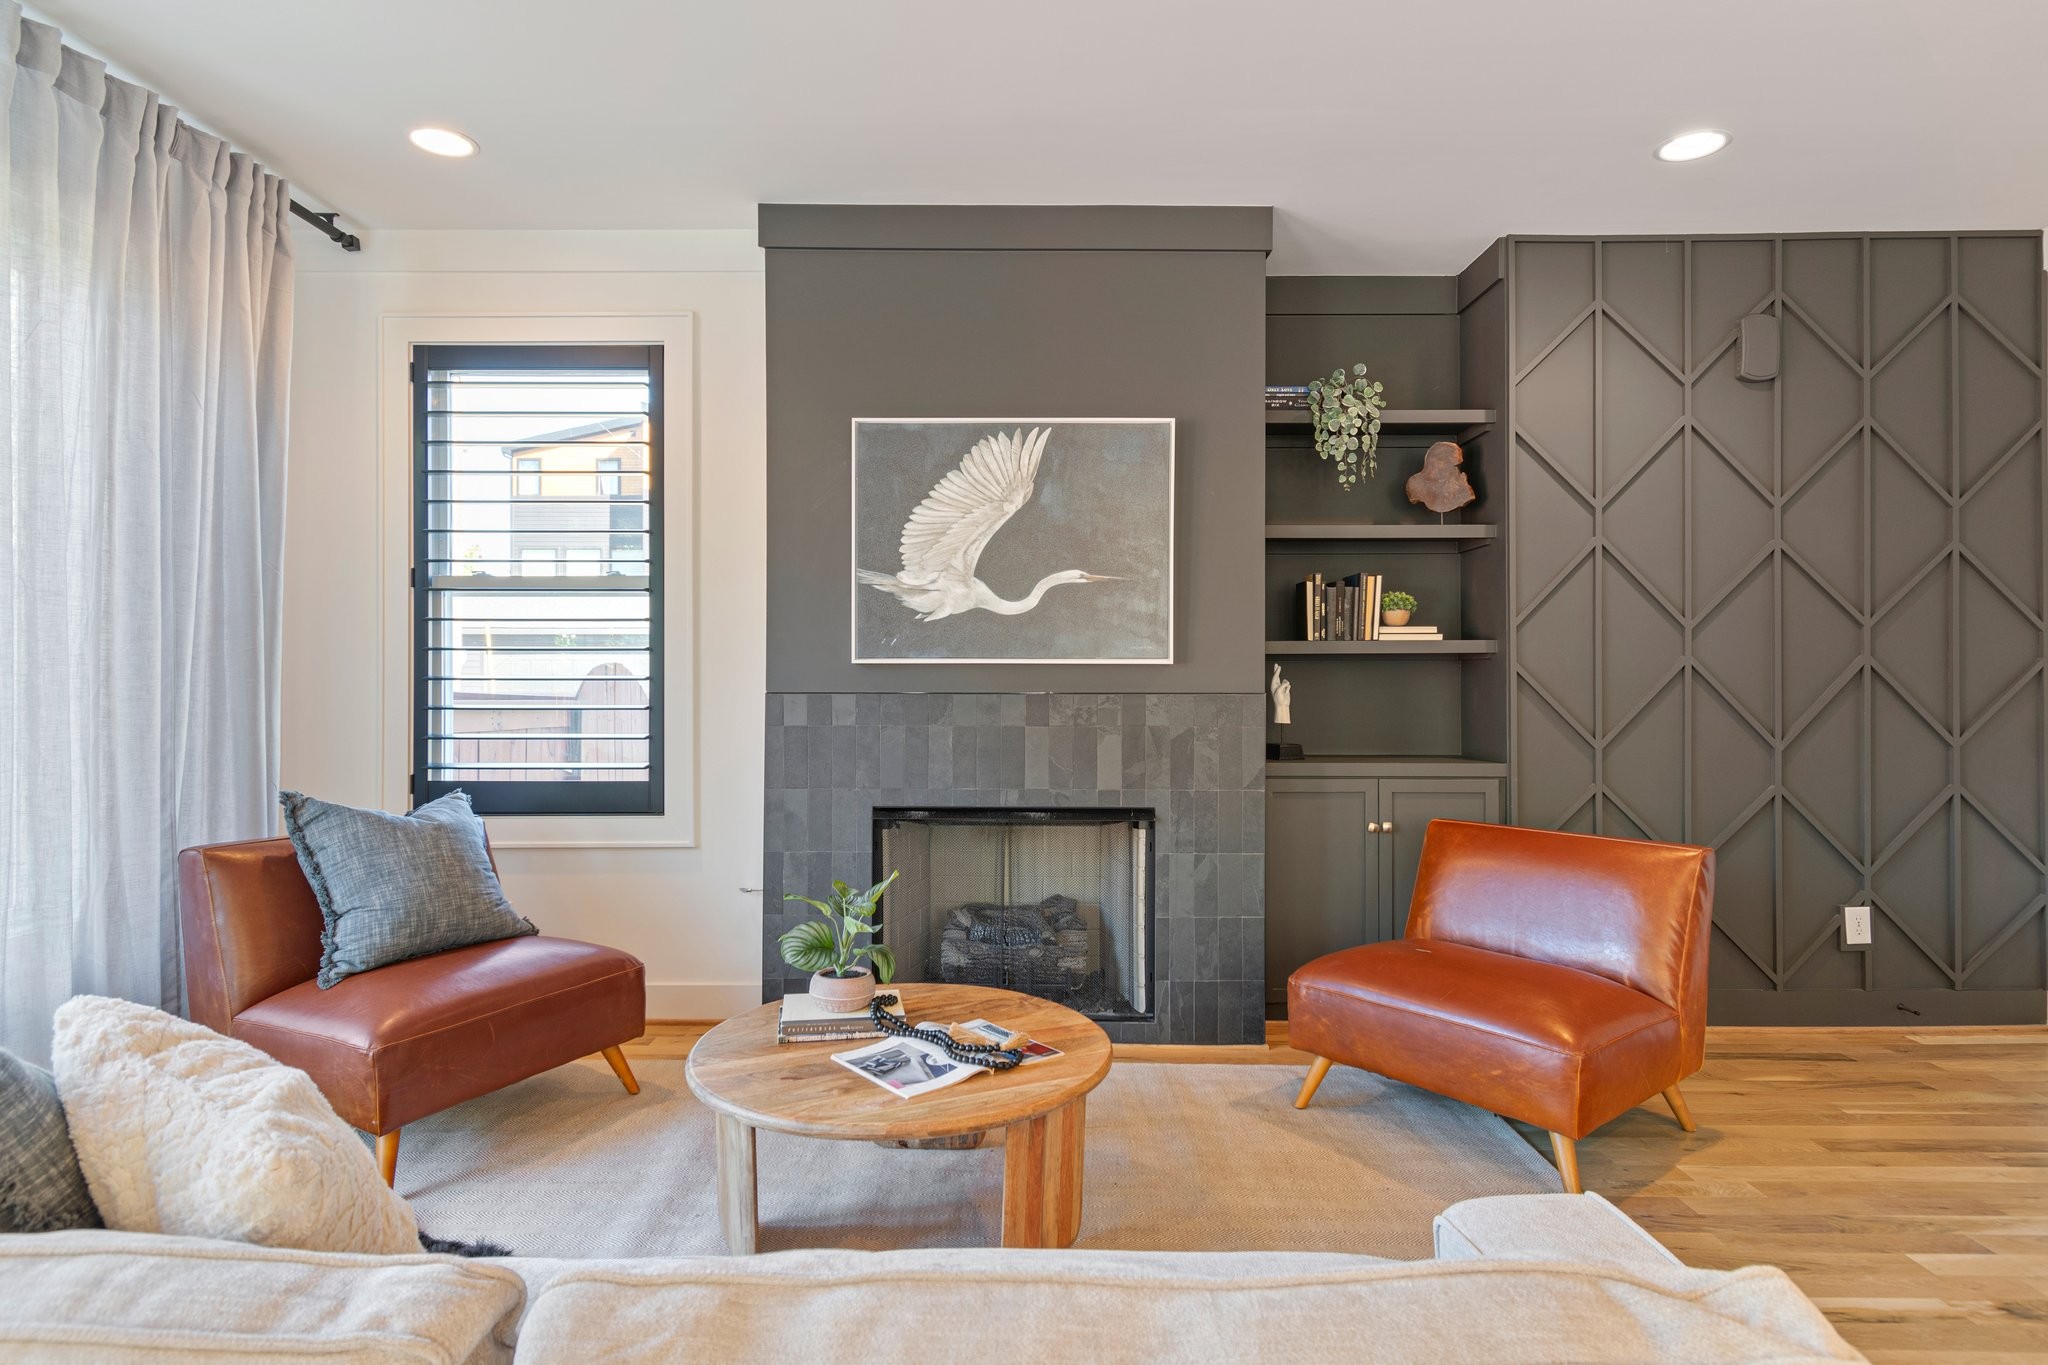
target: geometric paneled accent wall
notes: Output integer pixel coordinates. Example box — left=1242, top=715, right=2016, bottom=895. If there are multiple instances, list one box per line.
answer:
left=1506, top=234, right=2046, bottom=1023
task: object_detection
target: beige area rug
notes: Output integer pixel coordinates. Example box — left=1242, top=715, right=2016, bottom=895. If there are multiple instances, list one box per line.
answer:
left=393, top=1058, right=1558, bottom=1261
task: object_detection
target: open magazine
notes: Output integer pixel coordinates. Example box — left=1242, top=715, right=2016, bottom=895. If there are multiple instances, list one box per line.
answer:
left=832, top=1035, right=982, bottom=1098
left=832, top=1017, right=1066, bottom=1098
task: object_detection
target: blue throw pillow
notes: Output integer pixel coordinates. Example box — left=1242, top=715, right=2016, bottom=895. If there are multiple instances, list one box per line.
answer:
left=278, top=790, right=537, bottom=988
left=0, top=1047, right=102, bottom=1232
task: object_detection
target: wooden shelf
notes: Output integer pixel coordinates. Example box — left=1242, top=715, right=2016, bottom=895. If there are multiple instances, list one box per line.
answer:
left=1265, top=639, right=1498, bottom=657
left=1265, top=522, right=1497, bottom=541
left=1265, top=408, right=1496, bottom=429
left=1265, top=755, right=1509, bottom=779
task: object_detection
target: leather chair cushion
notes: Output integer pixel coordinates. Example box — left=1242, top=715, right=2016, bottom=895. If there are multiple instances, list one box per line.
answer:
left=1406, top=821, right=1713, bottom=1017
left=232, top=936, right=644, bottom=1134
left=1289, top=941, right=1682, bottom=1138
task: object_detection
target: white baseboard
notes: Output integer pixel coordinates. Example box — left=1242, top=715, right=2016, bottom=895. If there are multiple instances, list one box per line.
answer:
left=645, top=981, right=760, bottom=1022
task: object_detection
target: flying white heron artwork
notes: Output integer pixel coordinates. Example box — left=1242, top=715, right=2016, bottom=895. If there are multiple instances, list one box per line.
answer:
left=856, top=426, right=1121, bottom=622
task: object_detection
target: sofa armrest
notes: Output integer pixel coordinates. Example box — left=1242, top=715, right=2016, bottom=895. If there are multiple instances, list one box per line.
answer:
left=0, top=1229, right=525, bottom=1364
left=1432, top=1193, right=1682, bottom=1271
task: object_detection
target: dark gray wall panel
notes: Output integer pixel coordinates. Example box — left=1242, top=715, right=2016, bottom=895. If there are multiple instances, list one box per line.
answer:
left=765, top=213, right=1268, bottom=695
left=1506, top=233, right=2047, bottom=1025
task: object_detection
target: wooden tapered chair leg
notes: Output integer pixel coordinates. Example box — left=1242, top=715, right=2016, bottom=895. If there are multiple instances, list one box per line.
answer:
left=376, top=1130, right=401, bottom=1188
left=1548, top=1132, right=1582, bottom=1194
left=1662, top=1084, right=1696, bottom=1132
left=1293, top=1056, right=1333, bottom=1110
left=601, top=1045, right=641, bottom=1096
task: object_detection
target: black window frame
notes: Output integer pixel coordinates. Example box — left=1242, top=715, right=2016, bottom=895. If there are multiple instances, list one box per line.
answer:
left=411, top=342, right=665, bottom=816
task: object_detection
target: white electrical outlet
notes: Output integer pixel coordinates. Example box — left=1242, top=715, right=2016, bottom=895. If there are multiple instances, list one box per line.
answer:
left=1842, top=905, right=1872, bottom=947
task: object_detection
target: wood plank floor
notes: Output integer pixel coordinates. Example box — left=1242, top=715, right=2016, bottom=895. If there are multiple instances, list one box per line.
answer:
left=624, top=1021, right=2048, bottom=1362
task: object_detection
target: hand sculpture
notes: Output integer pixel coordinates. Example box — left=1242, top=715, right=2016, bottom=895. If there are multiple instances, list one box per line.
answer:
left=1269, top=663, right=1292, bottom=726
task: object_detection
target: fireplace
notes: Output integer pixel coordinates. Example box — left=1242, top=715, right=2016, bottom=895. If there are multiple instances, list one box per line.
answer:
left=874, top=807, right=1154, bottom=1021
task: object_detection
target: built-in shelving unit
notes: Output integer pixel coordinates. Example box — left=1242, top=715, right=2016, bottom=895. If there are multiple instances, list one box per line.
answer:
left=1264, top=408, right=1495, bottom=429
left=1264, top=522, right=1497, bottom=542
left=1262, top=276, right=1509, bottom=771
left=1265, top=639, right=1497, bottom=657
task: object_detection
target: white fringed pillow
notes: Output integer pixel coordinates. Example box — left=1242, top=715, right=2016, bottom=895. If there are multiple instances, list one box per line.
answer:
left=50, top=996, right=419, bottom=1255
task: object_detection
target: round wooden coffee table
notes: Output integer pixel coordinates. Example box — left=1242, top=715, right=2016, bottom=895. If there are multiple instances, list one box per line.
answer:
left=686, top=983, right=1112, bottom=1253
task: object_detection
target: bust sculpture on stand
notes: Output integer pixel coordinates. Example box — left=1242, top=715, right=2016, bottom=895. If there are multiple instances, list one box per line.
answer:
left=1406, top=441, right=1476, bottom=520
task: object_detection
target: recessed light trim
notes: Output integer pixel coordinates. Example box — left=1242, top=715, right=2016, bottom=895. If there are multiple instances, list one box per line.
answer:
left=408, top=126, right=478, bottom=158
left=1656, top=129, right=1730, bottom=163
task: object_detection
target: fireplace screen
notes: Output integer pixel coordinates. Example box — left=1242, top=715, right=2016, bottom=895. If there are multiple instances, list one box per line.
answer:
left=874, top=808, right=1153, bottom=1020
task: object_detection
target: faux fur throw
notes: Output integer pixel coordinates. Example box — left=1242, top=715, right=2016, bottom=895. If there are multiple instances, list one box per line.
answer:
left=51, top=996, right=420, bottom=1255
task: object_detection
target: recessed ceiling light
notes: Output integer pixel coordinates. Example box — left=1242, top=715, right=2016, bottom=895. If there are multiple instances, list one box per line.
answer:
left=408, top=126, right=478, bottom=158
left=1656, top=129, right=1730, bottom=163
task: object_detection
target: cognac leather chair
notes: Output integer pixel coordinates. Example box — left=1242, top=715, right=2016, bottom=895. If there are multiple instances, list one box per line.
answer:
left=177, top=836, right=646, bottom=1187
left=1288, top=820, right=1713, bottom=1193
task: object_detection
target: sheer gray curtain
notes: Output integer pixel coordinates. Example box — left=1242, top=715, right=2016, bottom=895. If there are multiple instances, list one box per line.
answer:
left=0, top=8, right=294, bottom=1063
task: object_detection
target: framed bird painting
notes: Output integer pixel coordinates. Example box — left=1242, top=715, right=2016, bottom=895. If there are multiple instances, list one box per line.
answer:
left=850, top=418, right=1175, bottom=663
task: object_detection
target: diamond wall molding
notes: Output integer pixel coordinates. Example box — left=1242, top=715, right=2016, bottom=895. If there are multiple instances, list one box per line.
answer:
left=1506, top=234, right=2046, bottom=1012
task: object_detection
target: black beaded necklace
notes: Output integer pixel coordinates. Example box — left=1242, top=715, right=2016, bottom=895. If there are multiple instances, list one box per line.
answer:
left=868, top=997, right=1026, bottom=1071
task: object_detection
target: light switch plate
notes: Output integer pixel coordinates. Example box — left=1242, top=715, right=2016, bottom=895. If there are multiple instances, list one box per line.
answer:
left=1842, top=905, right=1872, bottom=947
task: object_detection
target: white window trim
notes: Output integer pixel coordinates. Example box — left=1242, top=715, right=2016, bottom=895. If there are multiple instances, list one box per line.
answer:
left=377, top=313, right=698, bottom=848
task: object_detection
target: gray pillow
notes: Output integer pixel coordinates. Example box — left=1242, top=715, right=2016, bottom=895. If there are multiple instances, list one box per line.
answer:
left=279, top=790, right=537, bottom=989
left=0, top=1048, right=102, bottom=1232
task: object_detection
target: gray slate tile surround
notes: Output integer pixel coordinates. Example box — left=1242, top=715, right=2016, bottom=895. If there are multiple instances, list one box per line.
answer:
left=763, top=692, right=1267, bottom=1044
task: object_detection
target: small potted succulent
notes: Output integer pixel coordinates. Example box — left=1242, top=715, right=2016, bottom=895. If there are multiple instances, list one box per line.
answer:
left=1381, top=590, right=1418, bottom=627
left=780, top=871, right=900, bottom=1012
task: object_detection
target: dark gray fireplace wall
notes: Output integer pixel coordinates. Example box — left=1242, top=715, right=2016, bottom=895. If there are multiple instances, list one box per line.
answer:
left=763, top=692, right=1267, bottom=1045
left=760, top=204, right=1270, bottom=696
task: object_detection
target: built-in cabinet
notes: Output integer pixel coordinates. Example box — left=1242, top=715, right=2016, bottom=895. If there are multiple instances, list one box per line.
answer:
left=1263, top=273, right=1511, bottom=1013
left=1264, top=767, right=1501, bottom=1004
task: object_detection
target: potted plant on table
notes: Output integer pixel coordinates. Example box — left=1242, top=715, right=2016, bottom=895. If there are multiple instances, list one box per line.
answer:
left=780, top=871, right=900, bottom=1013
left=1381, top=590, right=1418, bottom=627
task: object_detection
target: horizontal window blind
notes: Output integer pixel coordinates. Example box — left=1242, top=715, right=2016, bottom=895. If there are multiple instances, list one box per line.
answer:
left=412, top=343, right=663, bottom=815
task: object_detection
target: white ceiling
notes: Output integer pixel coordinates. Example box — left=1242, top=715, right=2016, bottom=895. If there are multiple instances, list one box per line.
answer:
left=34, top=0, right=2048, bottom=274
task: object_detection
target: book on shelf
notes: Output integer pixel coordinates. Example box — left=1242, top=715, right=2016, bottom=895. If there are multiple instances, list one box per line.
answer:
left=777, top=988, right=905, bottom=1043
left=1340, top=572, right=1375, bottom=642
left=1302, top=572, right=1329, bottom=641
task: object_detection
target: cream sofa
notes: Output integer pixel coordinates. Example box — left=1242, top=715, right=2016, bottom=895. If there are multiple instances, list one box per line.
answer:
left=0, top=1193, right=1861, bottom=1364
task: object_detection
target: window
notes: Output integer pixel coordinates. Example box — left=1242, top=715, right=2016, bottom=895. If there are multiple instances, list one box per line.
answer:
left=413, top=343, right=663, bottom=816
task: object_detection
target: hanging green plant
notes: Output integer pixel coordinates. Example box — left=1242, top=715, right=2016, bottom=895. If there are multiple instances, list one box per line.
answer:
left=1307, top=364, right=1387, bottom=489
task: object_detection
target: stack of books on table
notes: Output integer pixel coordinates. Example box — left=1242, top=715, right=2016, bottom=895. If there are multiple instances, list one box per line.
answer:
left=1379, top=624, right=1445, bottom=642
left=1265, top=384, right=1311, bottom=410
left=776, top=988, right=905, bottom=1044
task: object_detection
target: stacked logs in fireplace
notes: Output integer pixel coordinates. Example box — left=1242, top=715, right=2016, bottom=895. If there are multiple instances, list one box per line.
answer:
left=936, top=895, right=1135, bottom=1017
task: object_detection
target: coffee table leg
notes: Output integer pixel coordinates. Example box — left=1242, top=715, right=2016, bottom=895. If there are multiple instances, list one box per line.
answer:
left=714, top=1112, right=758, bottom=1254
left=1001, top=1097, right=1085, bottom=1249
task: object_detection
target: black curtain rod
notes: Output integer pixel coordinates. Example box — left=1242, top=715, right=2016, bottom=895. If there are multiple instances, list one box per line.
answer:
left=289, top=200, right=361, bottom=252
